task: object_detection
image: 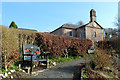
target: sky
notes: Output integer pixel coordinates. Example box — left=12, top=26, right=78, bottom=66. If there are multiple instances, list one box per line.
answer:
left=1, top=1, right=118, bottom=32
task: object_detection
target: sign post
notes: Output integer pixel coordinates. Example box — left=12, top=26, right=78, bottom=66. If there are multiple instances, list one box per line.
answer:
left=22, top=45, right=49, bottom=74
left=30, top=55, right=32, bottom=74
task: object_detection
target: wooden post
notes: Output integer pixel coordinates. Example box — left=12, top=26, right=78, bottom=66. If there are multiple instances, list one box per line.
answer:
left=22, top=44, right=24, bottom=67
left=46, top=55, right=49, bottom=68
left=0, top=52, right=2, bottom=71
left=47, top=60, right=49, bottom=68
left=38, top=61, right=41, bottom=67
left=30, top=55, right=33, bottom=74
left=23, top=54, right=24, bottom=67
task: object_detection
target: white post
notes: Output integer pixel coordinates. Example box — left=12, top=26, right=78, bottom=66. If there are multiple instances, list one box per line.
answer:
left=19, top=64, right=21, bottom=70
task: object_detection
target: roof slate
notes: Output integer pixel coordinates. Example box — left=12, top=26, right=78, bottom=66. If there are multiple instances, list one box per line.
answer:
left=51, top=22, right=103, bottom=33
left=61, top=24, right=81, bottom=29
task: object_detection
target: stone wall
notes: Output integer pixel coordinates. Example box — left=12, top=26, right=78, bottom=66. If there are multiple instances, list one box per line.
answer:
left=52, top=28, right=76, bottom=37
left=76, top=27, right=85, bottom=38
left=62, top=28, right=76, bottom=37
left=52, top=28, right=63, bottom=35
left=85, top=22, right=103, bottom=42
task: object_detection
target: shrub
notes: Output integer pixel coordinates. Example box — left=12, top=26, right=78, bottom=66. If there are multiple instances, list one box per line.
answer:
left=96, top=40, right=112, bottom=50
left=89, top=61, right=97, bottom=70
left=1, top=25, right=92, bottom=69
left=1, top=26, right=37, bottom=70
left=35, top=33, right=92, bottom=58
left=92, top=49, right=112, bottom=70
left=110, top=35, right=120, bottom=52
left=97, top=40, right=120, bottom=53
left=84, top=53, right=89, bottom=57
left=2, top=26, right=19, bottom=70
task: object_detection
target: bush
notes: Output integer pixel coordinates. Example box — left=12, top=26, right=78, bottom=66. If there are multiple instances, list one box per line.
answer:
left=89, top=61, right=97, bottom=70
left=92, top=49, right=112, bottom=70
left=2, top=26, right=19, bottom=70
left=35, top=33, right=92, bottom=58
left=1, top=25, right=92, bottom=70
left=110, top=35, right=120, bottom=52
left=97, top=39, right=120, bottom=53
left=84, top=53, right=89, bottom=57
left=96, top=40, right=112, bottom=50
left=1, top=26, right=37, bottom=70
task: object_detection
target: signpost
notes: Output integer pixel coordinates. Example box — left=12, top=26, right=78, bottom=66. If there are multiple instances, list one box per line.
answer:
left=23, top=45, right=49, bottom=74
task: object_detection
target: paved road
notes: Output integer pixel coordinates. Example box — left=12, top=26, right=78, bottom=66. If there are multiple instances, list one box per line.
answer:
left=31, top=57, right=91, bottom=79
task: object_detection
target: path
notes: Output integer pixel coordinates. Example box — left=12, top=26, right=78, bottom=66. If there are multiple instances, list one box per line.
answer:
left=31, top=56, right=91, bottom=79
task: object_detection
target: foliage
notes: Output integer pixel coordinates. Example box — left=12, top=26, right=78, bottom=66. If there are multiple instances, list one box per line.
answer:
left=92, top=49, right=112, bottom=70
left=89, top=61, right=97, bottom=70
left=2, top=26, right=18, bottom=54
left=110, top=35, right=120, bottom=52
left=1, top=26, right=37, bottom=70
left=97, top=39, right=120, bottom=54
left=104, top=28, right=118, bottom=40
left=9, top=21, right=18, bottom=29
left=1, top=64, right=19, bottom=74
left=82, top=67, right=89, bottom=78
left=82, top=65, right=108, bottom=79
left=1, top=25, right=92, bottom=70
left=35, top=33, right=92, bottom=58
left=98, top=28, right=120, bottom=51
left=2, top=26, right=19, bottom=70
left=49, top=56, right=82, bottom=63
left=96, top=40, right=112, bottom=50
left=84, top=53, right=89, bottom=57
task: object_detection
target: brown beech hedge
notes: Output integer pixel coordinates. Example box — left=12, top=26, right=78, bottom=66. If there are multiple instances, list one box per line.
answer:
left=35, top=33, right=92, bottom=58
left=1, top=26, right=92, bottom=69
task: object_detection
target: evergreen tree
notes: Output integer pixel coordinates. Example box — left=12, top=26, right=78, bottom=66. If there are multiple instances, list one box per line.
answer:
left=9, top=21, right=18, bottom=29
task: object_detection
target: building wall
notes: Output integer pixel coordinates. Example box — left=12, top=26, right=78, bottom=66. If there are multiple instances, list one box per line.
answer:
left=62, top=28, right=76, bottom=37
left=52, top=28, right=76, bottom=37
left=51, top=22, right=103, bottom=42
left=85, top=22, right=103, bottom=42
left=76, top=27, right=86, bottom=38
left=52, top=28, right=64, bottom=35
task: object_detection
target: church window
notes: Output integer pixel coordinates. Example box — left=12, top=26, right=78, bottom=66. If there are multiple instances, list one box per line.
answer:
left=93, top=32, right=96, bottom=37
left=69, top=31, right=73, bottom=37
left=80, top=32, right=82, bottom=38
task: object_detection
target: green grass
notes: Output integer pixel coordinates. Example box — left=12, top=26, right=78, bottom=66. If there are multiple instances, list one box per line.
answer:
left=82, top=67, right=89, bottom=78
left=84, top=53, right=89, bottom=57
left=1, top=64, right=19, bottom=74
left=49, top=56, right=82, bottom=63
left=49, top=53, right=90, bottom=63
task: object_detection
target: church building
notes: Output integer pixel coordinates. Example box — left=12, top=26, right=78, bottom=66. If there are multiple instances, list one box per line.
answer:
left=51, top=9, right=104, bottom=43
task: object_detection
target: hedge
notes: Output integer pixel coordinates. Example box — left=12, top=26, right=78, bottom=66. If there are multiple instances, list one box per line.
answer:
left=35, top=33, right=92, bottom=58
left=1, top=25, right=92, bottom=69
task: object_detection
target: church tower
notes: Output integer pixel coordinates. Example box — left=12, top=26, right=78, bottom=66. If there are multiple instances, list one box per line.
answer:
left=90, top=9, right=96, bottom=22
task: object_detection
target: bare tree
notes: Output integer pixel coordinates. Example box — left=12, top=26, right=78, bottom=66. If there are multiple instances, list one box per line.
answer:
left=110, top=17, right=120, bottom=51
left=114, top=17, right=120, bottom=32
left=118, top=18, right=120, bottom=32
left=77, top=21, right=84, bottom=25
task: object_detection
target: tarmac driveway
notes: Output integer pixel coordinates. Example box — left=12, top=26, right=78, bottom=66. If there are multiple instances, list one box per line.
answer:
left=31, top=56, right=91, bottom=79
